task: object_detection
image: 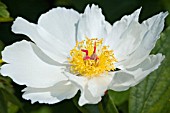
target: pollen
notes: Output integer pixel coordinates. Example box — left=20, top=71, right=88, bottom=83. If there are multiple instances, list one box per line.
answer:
left=68, top=37, right=117, bottom=77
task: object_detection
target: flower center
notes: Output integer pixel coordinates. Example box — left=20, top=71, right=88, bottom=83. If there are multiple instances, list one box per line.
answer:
left=68, top=37, right=117, bottom=77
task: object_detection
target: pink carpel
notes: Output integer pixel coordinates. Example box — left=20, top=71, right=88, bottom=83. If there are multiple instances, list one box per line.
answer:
left=90, top=42, right=99, bottom=60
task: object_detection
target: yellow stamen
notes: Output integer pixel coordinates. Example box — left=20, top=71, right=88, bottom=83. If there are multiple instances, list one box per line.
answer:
left=0, top=59, right=3, bottom=64
left=68, top=38, right=117, bottom=77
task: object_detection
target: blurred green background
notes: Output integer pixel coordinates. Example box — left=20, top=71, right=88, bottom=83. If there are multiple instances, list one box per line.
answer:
left=0, top=0, right=170, bottom=113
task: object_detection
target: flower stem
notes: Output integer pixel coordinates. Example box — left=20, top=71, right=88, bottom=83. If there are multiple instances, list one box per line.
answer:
left=102, top=91, right=119, bottom=113
left=98, top=101, right=105, bottom=113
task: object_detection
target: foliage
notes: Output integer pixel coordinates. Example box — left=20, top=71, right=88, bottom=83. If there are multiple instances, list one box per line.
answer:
left=0, top=1, right=13, bottom=22
left=129, top=27, right=170, bottom=113
left=0, top=0, right=170, bottom=113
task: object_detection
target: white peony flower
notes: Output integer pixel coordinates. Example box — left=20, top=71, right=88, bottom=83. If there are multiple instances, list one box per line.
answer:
left=0, top=4, right=168, bottom=106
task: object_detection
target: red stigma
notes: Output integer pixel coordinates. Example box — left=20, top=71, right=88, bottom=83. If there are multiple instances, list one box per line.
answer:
left=81, top=49, right=88, bottom=55
left=81, top=49, right=90, bottom=60
left=81, top=42, right=99, bottom=60
left=93, top=42, right=96, bottom=53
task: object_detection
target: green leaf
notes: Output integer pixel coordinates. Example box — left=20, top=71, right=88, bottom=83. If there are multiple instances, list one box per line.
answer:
left=0, top=1, right=13, bottom=22
left=1, top=88, right=22, bottom=108
left=8, top=102, right=19, bottom=113
left=103, top=90, right=129, bottom=113
left=129, top=26, right=170, bottom=113
left=107, top=90, right=129, bottom=106
left=0, top=8, right=10, bottom=18
left=162, top=0, right=170, bottom=26
left=72, top=93, right=100, bottom=113
left=0, top=89, right=7, bottom=113
left=102, top=91, right=119, bottom=113
left=0, top=17, right=13, bottom=22
left=0, top=2, right=7, bottom=9
left=0, top=88, right=25, bottom=113
left=31, top=106, right=52, bottom=113
left=73, top=91, right=120, bottom=113
left=83, top=104, right=100, bottom=113
left=0, top=76, right=14, bottom=93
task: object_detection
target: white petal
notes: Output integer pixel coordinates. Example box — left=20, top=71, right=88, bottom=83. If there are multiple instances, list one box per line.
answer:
left=112, top=21, right=147, bottom=61
left=36, top=26, right=69, bottom=63
left=88, top=75, right=112, bottom=97
left=38, top=7, right=80, bottom=48
left=105, top=8, right=141, bottom=50
left=64, top=72, right=101, bottom=106
left=105, top=21, right=112, bottom=34
left=115, top=12, right=168, bottom=69
left=77, top=4, right=108, bottom=41
left=78, top=86, right=101, bottom=106
left=22, top=81, right=78, bottom=104
left=1, top=40, right=67, bottom=88
left=109, top=71, right=135, bottom=91
left=12, top=17, right=68, bottom=64
left=127, top=54, right=165, bottom=86
left=109, top=54, right=164, bottom=91
left=64, top=72, right=88, bottom=90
